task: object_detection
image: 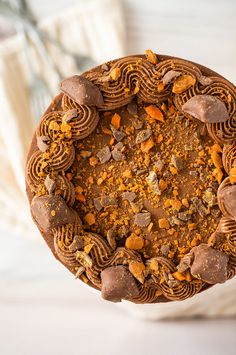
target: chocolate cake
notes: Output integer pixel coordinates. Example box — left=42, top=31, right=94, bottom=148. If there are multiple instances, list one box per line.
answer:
left=26, top=51, right=236, bottom=303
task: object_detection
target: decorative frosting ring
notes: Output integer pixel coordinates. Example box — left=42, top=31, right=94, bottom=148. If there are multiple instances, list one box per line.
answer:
left=130, top=283, right=161, bottom=304
left=37, top=111, right=64, bottom=140
left=207, top=114, right=236, bottom=144
left=26, top=151, right=47, bottom=191
left=55, top=174, right=75, bottom=207
left=53, top=213, right=83, bottom=266
left=158, top=279, right=203, bottom=301
left=217, top=177, right=233, bottom=217
left=47, top=142, right=75, bottom=171
left=61, top=95, right=100, bottom=139
left=222, top=144, right=236, bottom=174
left=219, top=217, right=236, bottom=256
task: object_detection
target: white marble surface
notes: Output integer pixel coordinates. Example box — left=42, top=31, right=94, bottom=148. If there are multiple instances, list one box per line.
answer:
left=1, top=1, right=236, bottom=354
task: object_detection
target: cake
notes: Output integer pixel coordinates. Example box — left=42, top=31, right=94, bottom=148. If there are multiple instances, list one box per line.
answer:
left=26, top=51, right=236, bottom=303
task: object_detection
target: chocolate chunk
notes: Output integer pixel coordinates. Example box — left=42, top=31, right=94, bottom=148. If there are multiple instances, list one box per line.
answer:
left=135, top=129, right=152, bottom=144
left=37, top=135, right=50, bottom=152
left=178, top=211, right=192, bottom=221
left=106, top=228, right=117, bottom=249
left=190, top=244, right=229, bottom=284
left=110, top=126, right=126, bottom=141
left=101, top=266, right=139, bottom=302
left=133, top=119, right=143, bottom=130
left=101, top=63, right=109, bottom=72
left=218, top=185, right=236, bottom=218
left=198, top=75, right=213, bottom=86
left=160, top=244, right=170, bottom=257
left=203, top=188, right=217, bottom=207
left=162, top=70, right=181, bottom=85
left=96, top=146, right=111, bottom=164
left=182, top=95, right=229, bottom=123
left=100, top=195, right=117, bottom=208
left=167, top=274, right=181, bottom=288
left=134, top=212, right=151, bottom=227
left=154, top=158, right=164, bottom=171
left=171, top=154, right=184, bottom=170
left=93, top=197, right=103, bottom=211
left=69, top=235, right=84, bottom=252
left=60, top=75, right=104, bottom=107
left=191, top=197, right=209, bottom=217
left=168, top=216, right=183, bottom=226
left=177, top=254, right=193, bottom=273
left=146, top=172, right=161, bottom=195
left=112, top=149, right=125, bottom=161
left=127, top=100, right=138, bottom=115
left=44, top=174, right=56, bottom=194
left=111, top=142, right=125, bottom=161
left=130, top=200, right=143, bottom=213
left=31, top=195, right=75, bottom=233
left=122, top=191, right=137, bottom=202
left=62, top=109, right=78, bottom=122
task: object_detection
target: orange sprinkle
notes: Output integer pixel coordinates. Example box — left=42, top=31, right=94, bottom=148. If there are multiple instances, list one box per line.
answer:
left=111, top=113, right=121, bottom=129
left=145, top=105, right=164, bottom=122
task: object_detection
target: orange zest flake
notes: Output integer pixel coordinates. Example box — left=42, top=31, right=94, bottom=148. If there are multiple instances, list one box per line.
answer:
left=75, top=186, right=83, bottom=194
left=212, top=167, right=223, bottom=184
left=145, top=105, right=164, bottom=122
left=125, top=233, right=144, bottom=250
left=211, top=151, right=223, bottom=169
left=169, top=166, right=177, bottom=175
left=209, top=143, right=222, bottom=154
left=110, top=67, right=121, bottom=81
left=102, top=127, right=112, bottom=135
left=49, top=121, right=60, bottom=131
left=159, top=179, right=168, bottom=191
left=111, top=113, right=121, bottom=129
left=75, top=194, right=86, bottom=202
left=172, top=75, right=196, bottom=94
left=60, top=121, right=71, bottom=133
left=140, top=137, right=155, bottom=153
left=170, top=199, right=182, bottom=211
left=229, top=166, right=236, bottom=184
left=84, top=243, right=94, bottom=254
left=158, top=218, right=170, bottom=229
left=66, top=172, right=73, bottom=180
left=145, top=49, right=157, bottom=64
left=84, top=213, right=95, bottom=226
left=129, top=261, right=145, bottom=283
left=89, top=156, right=98, bottom=167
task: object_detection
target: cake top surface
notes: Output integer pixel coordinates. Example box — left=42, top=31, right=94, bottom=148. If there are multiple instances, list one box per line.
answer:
left=26, top=51, right=236, bottom=304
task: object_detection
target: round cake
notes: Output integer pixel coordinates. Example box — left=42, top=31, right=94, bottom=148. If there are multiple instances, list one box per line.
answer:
left=26, top=51, right=236, bottom=303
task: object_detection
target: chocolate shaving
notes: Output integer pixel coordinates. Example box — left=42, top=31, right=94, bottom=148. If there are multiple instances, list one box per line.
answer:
left=62, top=109, right=78, bottom=122
left=127, top=100, right=138, bottom=115
left=37, top=135, right=49, bottom=152
left=96, top=146, right=111, bottom=164
left=110, top=126, right=126, bottom=142
left=135, top=129, right=152, bottom=144
left=60, top=75, right=104, bottom=107
left=122, top=191, right=137, bottom=203
left=198, top=75, right=213, bottom=86
left=182, top=95, right=229, bottom=123
left=134, top=212, right=151, bottom=227
left=171, top=154, right=184, bottom=170
left=44, top=174, right=56, bottom=194
left=162, top=70, right=181, bottom=85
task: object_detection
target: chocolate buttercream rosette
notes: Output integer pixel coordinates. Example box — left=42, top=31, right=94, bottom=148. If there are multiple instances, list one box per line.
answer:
left=26, top=51, right=236, bottom=304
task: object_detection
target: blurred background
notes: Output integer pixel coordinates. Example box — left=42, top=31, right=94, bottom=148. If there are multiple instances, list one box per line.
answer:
left=0, top=0, right=236, bottom=354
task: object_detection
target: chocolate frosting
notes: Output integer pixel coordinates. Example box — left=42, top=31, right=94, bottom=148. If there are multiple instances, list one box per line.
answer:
left=60, top=75, right=104, bottom=107
left=218, top=184, right=236, bottom=219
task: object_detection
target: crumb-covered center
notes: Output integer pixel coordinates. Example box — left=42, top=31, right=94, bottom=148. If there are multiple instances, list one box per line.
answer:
left=67, top=98, right=222, bottom=264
